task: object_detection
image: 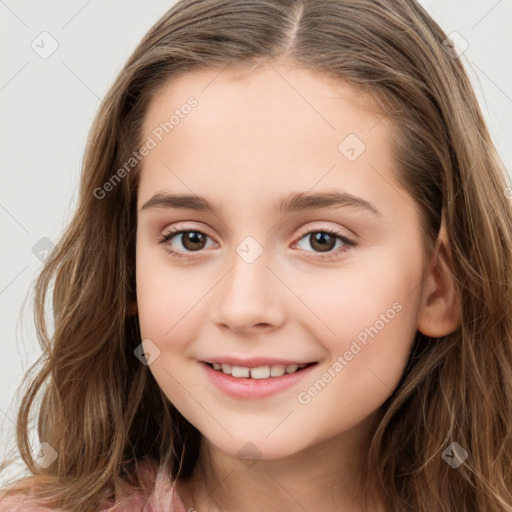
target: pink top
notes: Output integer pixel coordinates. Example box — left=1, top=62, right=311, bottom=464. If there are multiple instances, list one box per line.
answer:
left=0, top=461, right=187, bottom=512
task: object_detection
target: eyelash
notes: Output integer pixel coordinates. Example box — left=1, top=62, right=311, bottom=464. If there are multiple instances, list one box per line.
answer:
left=158, top=225, right=357, bottom=261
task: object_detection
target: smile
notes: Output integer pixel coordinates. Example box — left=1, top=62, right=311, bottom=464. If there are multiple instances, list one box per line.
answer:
left=200, top=360, right=318, bottom=399
left=205, top=362, right=314, bottom=379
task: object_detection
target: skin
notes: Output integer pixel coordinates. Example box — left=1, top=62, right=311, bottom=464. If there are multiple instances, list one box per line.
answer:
left=135, top=60, right=461, bottom=512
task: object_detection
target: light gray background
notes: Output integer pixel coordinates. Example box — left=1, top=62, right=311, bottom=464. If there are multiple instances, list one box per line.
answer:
left=1, top=0, right=511, bottom=481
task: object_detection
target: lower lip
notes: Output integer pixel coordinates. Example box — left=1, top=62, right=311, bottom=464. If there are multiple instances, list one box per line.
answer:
left=201, top=362, right=317, bottom=399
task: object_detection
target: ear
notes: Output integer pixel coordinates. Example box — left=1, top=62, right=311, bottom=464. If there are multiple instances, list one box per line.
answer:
left=129, top=300, right=138, bottom=316
left=417, top=220, right=461, bottom=337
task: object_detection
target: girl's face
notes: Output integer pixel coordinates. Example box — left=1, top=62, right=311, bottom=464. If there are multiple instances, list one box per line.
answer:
left=135, top=62, right=427, bottom=460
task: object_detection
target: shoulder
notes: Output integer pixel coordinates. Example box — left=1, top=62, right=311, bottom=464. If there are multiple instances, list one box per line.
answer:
left=0, top=492, right=52, bottom=511
left=101, top=459, right=187, bottom=512
left=137, top=459, right=187, bottom=512
left=0, top=487, right=186, bottom=512
left=102, top=459, right=187, bottom=512
left=0, top=460, right=187, bottom=512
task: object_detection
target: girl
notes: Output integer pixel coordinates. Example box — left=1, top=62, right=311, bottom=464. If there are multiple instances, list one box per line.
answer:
left=1, top=0, right=511, bottom=511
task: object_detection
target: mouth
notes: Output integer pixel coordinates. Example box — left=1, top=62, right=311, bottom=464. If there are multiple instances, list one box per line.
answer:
left=200, top=360, right=319, bottom=399
left=203, top=361, right=317, bottom=379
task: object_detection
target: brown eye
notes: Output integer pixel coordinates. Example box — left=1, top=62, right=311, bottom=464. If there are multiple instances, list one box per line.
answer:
left=179, top=231, right=207, bottom=251
left=159, top=229, right=215, bottom=256
left=294, top=229, right=356, bottom=260
left=308, top=232, right=337, bottom=252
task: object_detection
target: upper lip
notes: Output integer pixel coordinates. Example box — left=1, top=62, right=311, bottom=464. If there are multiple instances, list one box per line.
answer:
left=201, top=356, right=317, bottom=368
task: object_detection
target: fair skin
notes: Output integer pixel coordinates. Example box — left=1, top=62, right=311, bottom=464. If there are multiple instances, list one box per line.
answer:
left=135, top=61, right=460, bottom=512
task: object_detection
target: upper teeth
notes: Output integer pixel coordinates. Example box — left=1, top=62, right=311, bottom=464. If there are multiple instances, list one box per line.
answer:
left=211, top=362, right=306, bottom=379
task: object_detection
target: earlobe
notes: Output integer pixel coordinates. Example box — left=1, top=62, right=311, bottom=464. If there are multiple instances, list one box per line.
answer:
left=417, top=224, right=462, bottom=338
left=130, top=300, right=138, bottom=316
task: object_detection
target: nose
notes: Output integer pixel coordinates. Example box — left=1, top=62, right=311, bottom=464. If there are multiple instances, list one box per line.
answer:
left=210, top=242, right=286, bottom=334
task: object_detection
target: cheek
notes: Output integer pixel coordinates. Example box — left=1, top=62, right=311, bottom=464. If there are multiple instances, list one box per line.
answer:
left=294, top=245, right=421, bottom=345
left=135, top=245, right=216, bottom=407
left=136, top=280, right=194, bottom=359
left=295, top=246, right=423, bottom=421
left=291, top=289, right=420, bottom=445
left=135, top=246, right=186, bottom=383
left=135, top=241, right=194, bottom=339
left=295, top=244, right=422, bottom=386
left=135, top=246, right=203, bottom=416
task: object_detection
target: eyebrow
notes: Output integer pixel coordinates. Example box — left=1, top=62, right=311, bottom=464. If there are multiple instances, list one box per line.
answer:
left=140, top=190, right=381, bottom=216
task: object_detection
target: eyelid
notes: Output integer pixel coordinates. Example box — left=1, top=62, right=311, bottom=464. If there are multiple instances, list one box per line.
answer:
left=160, top=221, right=214, bottom=239
left=294, top=222, right=356, bottom=241
left=164, top=219, right=355, bottom=235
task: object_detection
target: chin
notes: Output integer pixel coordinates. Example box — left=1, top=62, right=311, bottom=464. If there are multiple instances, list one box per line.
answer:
left=203, top=429, right=313, bottom=464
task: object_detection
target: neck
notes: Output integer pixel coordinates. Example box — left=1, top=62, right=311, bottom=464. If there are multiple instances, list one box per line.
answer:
left=176, top=414, right=387, bottom=512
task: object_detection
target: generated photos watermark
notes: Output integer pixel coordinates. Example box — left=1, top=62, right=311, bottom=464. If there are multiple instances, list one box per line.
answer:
left=94, top=96, right=198, bottom=200
left=297, top=301, right=403, bottom=405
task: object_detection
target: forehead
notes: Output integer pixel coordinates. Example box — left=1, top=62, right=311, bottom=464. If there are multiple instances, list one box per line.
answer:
left=137, top=63, right=396, bottom=213
left=142, top=62, right=383, bottom=140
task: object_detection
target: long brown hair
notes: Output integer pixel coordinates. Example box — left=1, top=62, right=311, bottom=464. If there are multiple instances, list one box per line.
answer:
left=1, top=1, right=511, bottom=510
